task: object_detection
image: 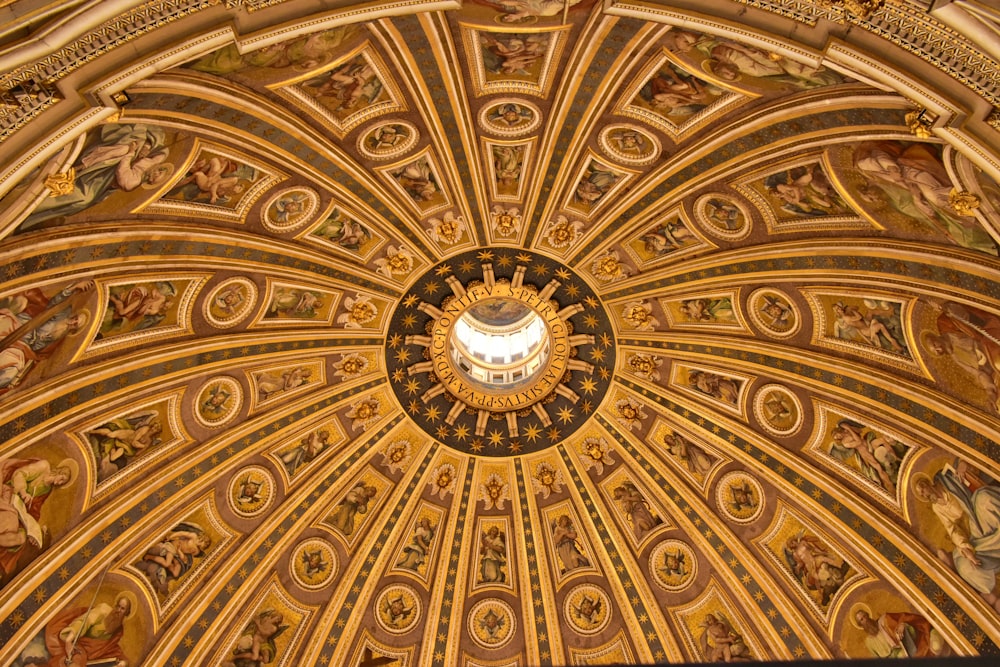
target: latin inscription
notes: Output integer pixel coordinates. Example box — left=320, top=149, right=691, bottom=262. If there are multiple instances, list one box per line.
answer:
left=430, top=282, right=569, bottom=412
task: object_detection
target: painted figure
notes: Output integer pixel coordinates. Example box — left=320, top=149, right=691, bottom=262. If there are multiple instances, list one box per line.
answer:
left=0, top=457, right=73, bottom=582
left=922, top=299, right=1000, bottom=413
left=171, top=155, right=250, bottom=205
left=853, top=606, right=947, bottom=658
left=574, top=162, right=619, bottom=207
left=278, top=429, right=331, bottom=477
left=660, top=548, right=688, bottom=578
left=784, top=531, right=851, bottom=606
left=200, top=383, right=232, bottom=420
left=638, top=64, right=719, bottom=116
left=479, top=526, right=507, bottom=583
left=679, top=297, right=734, bottom=323
left=44, top=594, right=133, bottom=667
left=304, top=56, right=384, bottom=113
left=663, top=430, right=717, bottom=478
left=312, top=210, right=371, bottom=251
left=481, top=33, right=548, bottom=75
left=831, top=299, right=906, bottom=354
left=268, top=288, right=324, bottom=319
left=87, top=411, right=163, bottom=482
left=486, top=102, right=534, bottom=128
left=0, top=281, right=93, bottom=393
left=397, top=517, right=435, bottom=572
left=136, top=522, right=212, bottom=597
left=640, top=218, right=695, bottom=256
left=492, top=145, right=523, bottom=192
left=268, top=191, right=310, bottom=225
left=699, top=613, right=752, bottom=662
left=187, top=27, right=355, bottom=75
left=479, top=0, right=583, bottom=22
left=764, top=164, right=846, bottom=217
left=383, top=594, right=414, bottom=628
left=329, top=482, right=377, bottom=537
left=571, top=593, right=603, bottom=626
left=729, top=482, right=757, bottom=514
left=612, top=481, right=661, bottom=540
left=854, top=141, right=997, bottom=255
left=21, top=124, right=171, bottom=229
left=671, top=29, right=844, bottom=88
left=827, top=419, right=907, bottom=495
left=102, top=282, right=176, bottom=334
left=703, top=198, right=744, bottom=231
left=212, top=283, right=247, bottom=318
left=914, top=462, right=1000, bottom=612
left=300, top=548, right=328, bottom=578
left=552, top=514, right=590, bottom=572
left=391, top=158, right=439, bottom=202
left=256, top=366, right=312, bottom=400
left=687, top=369, right=740, bottom=405
left=222, top=609, right=286, bottom=667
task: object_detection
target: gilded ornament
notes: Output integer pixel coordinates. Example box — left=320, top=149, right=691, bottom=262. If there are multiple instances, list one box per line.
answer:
left=544, top=214, right=586, bottom=249
left=346, top=396, right=382, bottom=431
left=43, top=168, right=75, bottom=197
left=374, top=245, right=416, bottom=278
left=578, top=436, right=614, bottom=475
left=627, top=353, right=663, bottom=381
left=491, top=205, right=521, bottom=237
left=338, top=293, right=379, bottom=328
left=426, top=211, right=467, bottom=245
left=815, top=0, right=884, bottom=19
left=429, top=463, right=457, bottom=498
left=621, top=299, right=658, bottom=331
left=381, top=438, right=413, bottom=473
left=333, top=353, right=370, bottom=379
left=591, top=249, right=630, bottom=283
left=948, top=189, right=980, bottom=216
left=531, top=461, right=564, bottom=498
left=904, top=110, right=933, bottom=139
left=614, top=396, right=647, bottom=430
left=479, top=472, right=509, bottom=510
left=989, top=109, right=1000, bottom=131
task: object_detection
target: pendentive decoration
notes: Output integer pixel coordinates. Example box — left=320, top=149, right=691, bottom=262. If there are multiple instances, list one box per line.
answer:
left=387, top=248, right=614, bottom=456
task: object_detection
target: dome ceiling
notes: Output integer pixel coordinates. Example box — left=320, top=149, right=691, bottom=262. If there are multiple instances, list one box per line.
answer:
left=1, top=0, right=1000, bottom=665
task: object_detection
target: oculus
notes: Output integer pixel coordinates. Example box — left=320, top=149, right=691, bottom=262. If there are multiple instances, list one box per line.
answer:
left=387, top=249, right=614, bottom=455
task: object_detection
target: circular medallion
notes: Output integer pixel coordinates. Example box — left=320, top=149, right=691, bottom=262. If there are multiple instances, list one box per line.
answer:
left=357, top=121, right=419, bottom=160
left=649, top=539, right=697, bottom=592
left=375, top=584, right=421, bottom=634
left=752, top=384, right=803, bottom=436
left=479, top=99, right=542, bottom=137
left=193, top=376, right=242, bottom=428
left=228, top=466, right=274, bottom=518
left=290, top=538, right=338, bottom=590
left=387, top=249, right=614, bottom=456
left=747, top=287, right=800, bottom=339
left=468, top=598, right=516, bottom=648
left=564, top=584, right=612, bottom=635
left=694, top=193, right=752, bottom=240
left=261, top=187, right=320, bottom=232
left=716, top=471, right=764, bottom=524
left=599, top=124, right=660, bottom=166
left=204, top=277, right=257, bottom=328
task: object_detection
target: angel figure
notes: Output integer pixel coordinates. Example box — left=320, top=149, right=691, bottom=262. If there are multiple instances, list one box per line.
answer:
left=784, top=531, right=851, bottom=606
left=222, top=609, right=287, bottom=667
left=301, top=548, right=328, bottom=578
left=136, top=521, right=212, bottom=596
left=699, top=612, right=752, bottom=662
left=383, top=594, right=414, bottom=627
left=659, top=549, right=688, bottom=578
left=571, top=593, right=603, bottom=626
